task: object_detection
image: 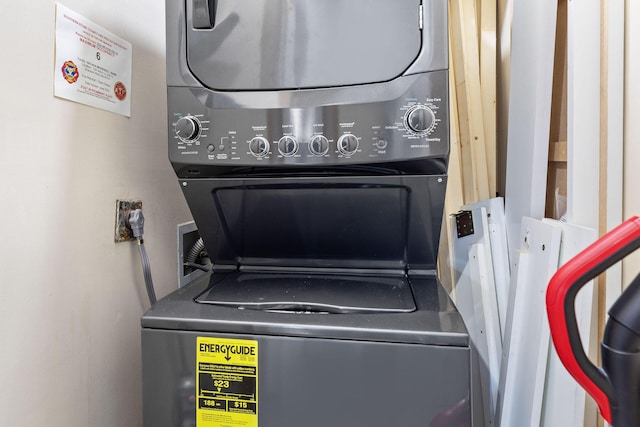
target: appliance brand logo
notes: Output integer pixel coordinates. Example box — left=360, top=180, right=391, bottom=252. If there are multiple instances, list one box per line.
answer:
left=61, top=60, right=79, bottom=84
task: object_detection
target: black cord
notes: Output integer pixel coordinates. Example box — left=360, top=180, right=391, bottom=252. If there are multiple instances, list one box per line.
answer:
left=184, top=261, right=211, bottom=273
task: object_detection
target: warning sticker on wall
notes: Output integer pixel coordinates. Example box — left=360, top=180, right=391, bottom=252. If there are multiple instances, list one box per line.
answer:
left=196, top=337, right=258, bottom=427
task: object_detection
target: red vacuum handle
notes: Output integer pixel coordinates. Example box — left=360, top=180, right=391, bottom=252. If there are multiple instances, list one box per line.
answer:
left=546, top=216, right=640, bottom=424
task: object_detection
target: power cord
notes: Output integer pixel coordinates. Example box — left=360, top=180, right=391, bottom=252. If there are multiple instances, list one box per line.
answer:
left=127, top=209, right=157, bottom=305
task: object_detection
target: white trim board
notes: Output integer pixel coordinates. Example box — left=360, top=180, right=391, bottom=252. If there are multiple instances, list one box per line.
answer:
left=504, top=0, right=558, bottom=267
left=540, top=220, right=597, bottom=427
left=496, top=218, right=561, bottom=427
left=603, top=0, right=624, bottom=312
left=464, top=197, right=511, bottom=339
left=567, top=0, right=601, bottom=229
left=452, top=207, right=502, bottom=425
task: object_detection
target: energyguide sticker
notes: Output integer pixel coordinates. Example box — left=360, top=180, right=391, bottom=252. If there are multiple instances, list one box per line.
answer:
left=196, top=337, right=258, bottom=427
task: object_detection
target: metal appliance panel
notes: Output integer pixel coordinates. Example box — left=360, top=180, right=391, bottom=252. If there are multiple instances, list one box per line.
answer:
left=179, top=175, right=446, bottom=271
left=142, top=274, right=471, bottom=426
left=154, top=0, right=476, bottom=425
left=142, top=273, right=468, bottom=346
left=185, top=0, right=422, bottom=90
left=168, top=71, right=449, bottom=175
left=142, top=329, right=471, bottom=427
left=166, top=0, right=449, bottom=88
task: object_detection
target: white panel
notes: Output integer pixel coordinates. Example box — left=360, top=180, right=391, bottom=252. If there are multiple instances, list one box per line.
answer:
left=566, top=0, right=601, bottom=228
left=605, top=0, right=625, bottom=311
left=504, top=0, right=558, bottom=266
left=623, top=0, right=640, bottom=286
left=470, top=244, right=502, bottom=415
left=540, top=220, right=597, bottom=427
left=496, top=218, right=561, bottom=427
left=465, top=198, right=511, bottom=338
left=452, top=207, right=502, bottom=424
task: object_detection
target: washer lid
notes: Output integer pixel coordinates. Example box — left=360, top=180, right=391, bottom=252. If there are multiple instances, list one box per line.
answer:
left=143, top=273, right=469, bottom=346
left=185, top=0, right=423, bottom=90
left=196, top=272, right=416, bottom=314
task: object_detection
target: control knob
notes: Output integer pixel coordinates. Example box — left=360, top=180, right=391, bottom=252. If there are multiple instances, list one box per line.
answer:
left=278, top=136, right=298, bottom=157
left=337, top=134, right=359, bottom=156
left=249, top=137, right=270, bottom=158
left=309, top=135, right=329, bottom=156
left=175, top=116, right=201, bottom=142
left=405, top=105, right=436, bottom=134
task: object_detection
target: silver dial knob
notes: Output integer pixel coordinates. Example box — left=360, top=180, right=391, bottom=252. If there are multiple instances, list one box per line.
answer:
left=309, top=135, right=329, bottom=156
left=175, top=116, right=201, bottom=141
left=337, top=134, right=359, bottom=156
left=249, top=137, right=270, bottom=158
left=278, top=136, right=298, bottom=157
left=405, top=105, right=435, bottom=134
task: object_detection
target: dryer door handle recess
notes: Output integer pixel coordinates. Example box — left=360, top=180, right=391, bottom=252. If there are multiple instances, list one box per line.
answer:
left=193, top=0, right=216, bottom=29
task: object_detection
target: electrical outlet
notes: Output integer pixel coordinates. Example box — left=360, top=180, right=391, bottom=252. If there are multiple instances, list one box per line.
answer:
left=114, top=199, right=142, bottom=242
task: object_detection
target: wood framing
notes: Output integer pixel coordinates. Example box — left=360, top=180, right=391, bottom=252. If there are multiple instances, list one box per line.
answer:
left=480, top=0, right=497, bottom=197
left=449, top=0, right=491, bottom=205
left=497, top=0, right=513, bottom=197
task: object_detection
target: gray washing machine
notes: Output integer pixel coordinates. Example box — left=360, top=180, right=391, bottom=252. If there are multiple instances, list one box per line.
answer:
left=143, top=1, right=484, bottom=426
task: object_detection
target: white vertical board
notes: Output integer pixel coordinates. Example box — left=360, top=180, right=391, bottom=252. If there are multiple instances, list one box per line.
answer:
left=452, top=208, right=502, bottom=425
left=504, top=0, right=558, bottom=266
left=496, top=218, right=561, bottom=427
left=604, top=0, right=625, bottom=312
left=469, top=244, right=502, bottom=417
left=623, top=0, right=640, bottom=289
left=540, top=220, right=598, bottom=427
left=464, top=198, right=511, bottom=338
left=567, top=0, right=600, bottom=229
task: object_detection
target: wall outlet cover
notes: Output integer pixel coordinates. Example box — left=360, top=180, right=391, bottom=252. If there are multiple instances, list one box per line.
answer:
left=115, top=199, right=142, bottom=242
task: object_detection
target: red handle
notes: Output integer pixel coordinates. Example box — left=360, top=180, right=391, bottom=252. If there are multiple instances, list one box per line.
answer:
left=546, top=216, right=640, bottom=424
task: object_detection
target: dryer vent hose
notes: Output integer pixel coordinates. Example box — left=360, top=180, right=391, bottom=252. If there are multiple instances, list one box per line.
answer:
left=186, top=237, right=206, bottom=264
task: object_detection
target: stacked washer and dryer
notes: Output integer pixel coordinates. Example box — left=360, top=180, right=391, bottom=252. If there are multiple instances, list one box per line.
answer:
left=142, top=1, right=484, bottom=426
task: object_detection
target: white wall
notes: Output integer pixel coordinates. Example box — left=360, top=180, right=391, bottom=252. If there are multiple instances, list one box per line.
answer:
left=624, top=0, right=640, bottom=286
left=0, top=1, right=191, bottom=426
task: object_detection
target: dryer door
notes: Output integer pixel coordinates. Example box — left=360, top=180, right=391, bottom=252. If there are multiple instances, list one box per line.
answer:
left=185, top=0, right=423, bottom=90
left=181, top=174, right=447, bottom=271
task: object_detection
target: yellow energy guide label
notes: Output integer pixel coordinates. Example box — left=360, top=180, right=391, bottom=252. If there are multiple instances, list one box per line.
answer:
left=196, top=337, right=258, bottom=427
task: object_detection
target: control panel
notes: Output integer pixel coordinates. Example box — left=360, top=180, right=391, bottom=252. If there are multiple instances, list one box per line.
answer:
left=168, top=71, right=449, bottom=169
